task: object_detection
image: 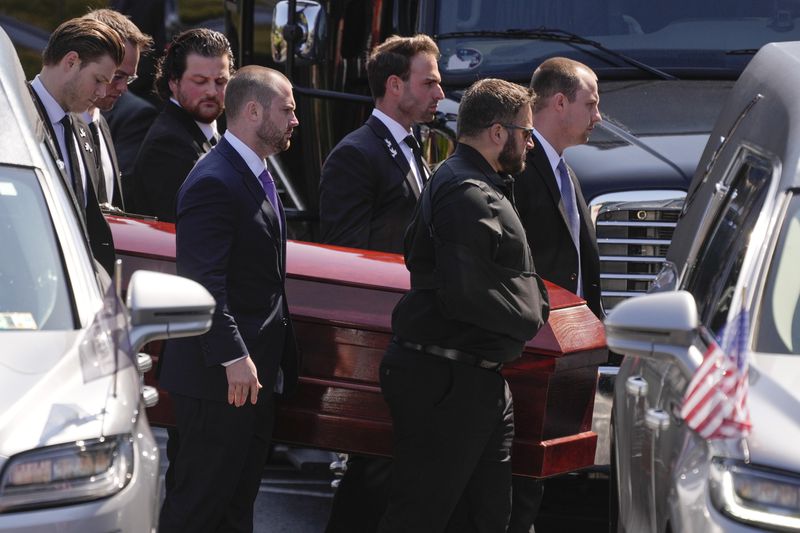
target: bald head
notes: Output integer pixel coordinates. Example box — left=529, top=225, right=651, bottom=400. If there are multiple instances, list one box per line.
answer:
left=225, top=66, right=299, bottom=158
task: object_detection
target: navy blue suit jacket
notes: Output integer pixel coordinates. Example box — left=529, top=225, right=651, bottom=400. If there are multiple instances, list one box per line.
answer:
left=319, top=115, right=424, bottom=253
left=159, top=137, right=298, bottom=402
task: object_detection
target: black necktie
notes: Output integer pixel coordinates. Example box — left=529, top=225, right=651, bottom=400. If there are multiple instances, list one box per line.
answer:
left=209, top=133, right=218, bottom=146
left=88, top=121, right=109, bottom=203
left=404, top=134, right=428, bottom=185
left=59, top=115, right=85, bottom=207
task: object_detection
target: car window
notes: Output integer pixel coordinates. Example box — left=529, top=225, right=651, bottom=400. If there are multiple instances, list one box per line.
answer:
left=0, top=166, right=73, bottom=330
left=685, top=152, right=771, bottom=336
left=755, top=194, right=800, bottom=355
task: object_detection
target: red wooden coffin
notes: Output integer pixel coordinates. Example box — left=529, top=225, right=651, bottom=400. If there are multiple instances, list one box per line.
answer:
left=108, top=215, right=606, bottom=478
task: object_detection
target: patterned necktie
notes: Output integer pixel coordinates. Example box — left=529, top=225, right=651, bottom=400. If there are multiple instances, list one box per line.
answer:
left=59, top=115, right=85, bottom=207
left=88, top=121, right=109, bottom=203
left=557, top=158, right=582, bottom=295
left=403, top=134, right=428, bottom=187
left=258, top=167, right=283, bottom=235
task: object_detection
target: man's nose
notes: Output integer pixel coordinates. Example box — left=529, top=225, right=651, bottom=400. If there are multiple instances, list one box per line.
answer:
left=434, top=84, right=445, bottom=100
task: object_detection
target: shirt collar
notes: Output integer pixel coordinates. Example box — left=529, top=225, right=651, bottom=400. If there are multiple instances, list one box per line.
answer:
left=82, top=107, right=100, bottom=124
left=372, top=108, right=413, bottom=144
left=532, top=127, right=563, bottom=176
left=170, top=97, right=218, bottom=142
left=223, top=130, right=268, bottom=179
left=31, top=76, right=66, bottom=125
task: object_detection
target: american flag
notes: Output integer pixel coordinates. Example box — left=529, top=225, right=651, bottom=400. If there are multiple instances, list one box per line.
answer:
left=680, top=306, right=751, bottom=440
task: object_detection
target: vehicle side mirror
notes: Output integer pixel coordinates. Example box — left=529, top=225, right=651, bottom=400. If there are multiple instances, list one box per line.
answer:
left=272, top=0, right=327, bottom=64
left=126, top=270, right=215, bottom=353
left=604, top=290, right=699, bottom=359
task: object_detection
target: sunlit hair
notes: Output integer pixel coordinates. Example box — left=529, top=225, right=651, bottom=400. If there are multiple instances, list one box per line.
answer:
left=367, top=34, right=439, bottom=100
left=225, top=65, right=289, bottom=119
left=42, top=17, right=125, bottom=67
left=530, top=57, right=593, bottom=113
left=458, top=78, right=535, bottom=139
left=154, top=28, right=234, bottom=100
left=83, top=8, right=154, bottom=54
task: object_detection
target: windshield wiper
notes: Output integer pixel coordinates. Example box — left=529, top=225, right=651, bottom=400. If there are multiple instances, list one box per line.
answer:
left=436, top=28, right=677, bottom=80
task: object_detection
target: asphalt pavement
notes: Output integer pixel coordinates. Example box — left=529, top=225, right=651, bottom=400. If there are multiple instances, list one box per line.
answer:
left=153, top=428, right=608, bottom=532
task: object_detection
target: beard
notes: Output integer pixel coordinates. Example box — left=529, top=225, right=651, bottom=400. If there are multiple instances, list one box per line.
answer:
left=498, top=135, right=526, bottom=175
left=177, top=90, right=223, bottom=123
left=257, top=119, right=291, bottom=153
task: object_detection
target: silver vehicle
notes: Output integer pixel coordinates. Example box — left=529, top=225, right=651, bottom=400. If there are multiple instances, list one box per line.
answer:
left=0, top=28, right=215, bottom=532
left=608, top=40, right=800, bottom=533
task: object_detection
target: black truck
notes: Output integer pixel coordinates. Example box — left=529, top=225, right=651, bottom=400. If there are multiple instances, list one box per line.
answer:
left=224, top=0, right=800, bottom=314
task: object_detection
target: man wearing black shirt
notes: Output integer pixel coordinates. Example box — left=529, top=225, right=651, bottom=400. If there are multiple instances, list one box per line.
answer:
left=378, top=78, right=549, bottom=533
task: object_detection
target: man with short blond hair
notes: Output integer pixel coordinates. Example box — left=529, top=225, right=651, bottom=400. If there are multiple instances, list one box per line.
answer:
left=29, top=16, right=125, bottom=275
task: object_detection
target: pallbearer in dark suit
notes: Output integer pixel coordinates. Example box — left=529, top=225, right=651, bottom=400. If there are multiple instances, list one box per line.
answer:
left=82, top=8, right=154, bottom=210
left=508, top=57, right=603, bottom=533
left=319, top=34, right=444, bottom=254
left=158, top=65, right=300, bottom=533
left=28, top=17, right=125, bottom=276
left=319, top=34, right=444, bottom=533
left=133, top=29, right=232, bottom=222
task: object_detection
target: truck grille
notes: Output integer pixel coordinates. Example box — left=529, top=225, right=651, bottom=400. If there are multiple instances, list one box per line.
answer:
left=592, top=194, right=685, bottom=311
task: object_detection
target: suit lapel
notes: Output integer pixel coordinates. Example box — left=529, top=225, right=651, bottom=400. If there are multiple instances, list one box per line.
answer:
left=365, top=115, right=420, bottom=198
left=165, top=101, right=214, bottom=154
left=97, top=115, right=125, bottom=208
left=530, top=135, right=573, bottom=237
left=216, top=139, right=284, bottom=267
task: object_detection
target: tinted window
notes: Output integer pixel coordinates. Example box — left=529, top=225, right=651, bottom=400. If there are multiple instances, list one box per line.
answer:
left=755, top=194, right=800, bottom=355
left=686, top=153, right=771, bottom=336
left=0, top=166, right=73, bottom=330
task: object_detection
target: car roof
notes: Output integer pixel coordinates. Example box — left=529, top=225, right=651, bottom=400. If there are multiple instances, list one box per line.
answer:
left=0, top=26, right=50, bottom=169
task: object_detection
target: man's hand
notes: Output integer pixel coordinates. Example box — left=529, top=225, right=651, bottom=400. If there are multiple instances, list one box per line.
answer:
left=225, top=356, right=262, bottom=407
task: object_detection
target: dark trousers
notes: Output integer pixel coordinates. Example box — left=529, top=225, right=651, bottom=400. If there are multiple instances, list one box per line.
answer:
left=158, top=392, right=275, bottom=533
left=377, top=343, right=514, bottom=533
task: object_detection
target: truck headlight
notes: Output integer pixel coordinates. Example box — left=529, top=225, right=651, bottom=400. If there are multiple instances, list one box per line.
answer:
left=710, top=457, right=800, bottom=530
left=0, top=435, right=133, bottom=512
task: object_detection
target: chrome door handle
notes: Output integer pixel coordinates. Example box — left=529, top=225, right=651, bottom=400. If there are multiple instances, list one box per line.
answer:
left=625, top=376, right=649, bottom=398
left=645, top=408, right=670, bottom=431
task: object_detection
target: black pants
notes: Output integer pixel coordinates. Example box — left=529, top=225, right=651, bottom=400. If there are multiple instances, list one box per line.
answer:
left=158, top=392, right=275, bottom=533
left=377, top=343, right=514, bottom=533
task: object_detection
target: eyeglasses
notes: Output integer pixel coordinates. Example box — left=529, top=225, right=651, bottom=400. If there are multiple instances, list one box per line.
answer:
left=112, top=72, right=138, bottom=85
left=499, top=123, right=534, bottom=140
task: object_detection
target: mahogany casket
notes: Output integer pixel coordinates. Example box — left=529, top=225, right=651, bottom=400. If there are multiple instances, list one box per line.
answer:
left=108, top=215, right=606, bottom=478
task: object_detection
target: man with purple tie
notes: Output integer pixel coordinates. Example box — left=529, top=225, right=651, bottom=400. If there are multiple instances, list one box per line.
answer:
left=158, top=65, right=300, bottom=533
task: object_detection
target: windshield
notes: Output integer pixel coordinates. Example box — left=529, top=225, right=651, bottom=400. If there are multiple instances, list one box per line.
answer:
left=755, top=194, right=800, bottom=355
left=0, top=166, right=73, bottom=330
left=435, top=0, right=800, bottom=78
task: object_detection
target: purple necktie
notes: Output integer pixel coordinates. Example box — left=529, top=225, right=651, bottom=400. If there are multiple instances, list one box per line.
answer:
left=258, top=168, right=283, bottom=235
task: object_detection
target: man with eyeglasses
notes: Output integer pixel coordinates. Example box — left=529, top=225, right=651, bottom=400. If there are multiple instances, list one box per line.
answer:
left=81, top=8, right=153, bottom=211
left=508, top=57, right=602, bottom=533
left=377, top=78, right=549, bottom=532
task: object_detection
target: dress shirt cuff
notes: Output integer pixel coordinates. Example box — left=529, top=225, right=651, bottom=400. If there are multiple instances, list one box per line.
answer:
left=221, top=355, right=248, bottom=367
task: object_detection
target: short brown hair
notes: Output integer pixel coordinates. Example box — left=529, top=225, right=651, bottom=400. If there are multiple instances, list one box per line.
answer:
left=225, top=66, right=289, bottom=119
left=366, top=34, right=439, bottom=100
left=42, top=17, right=125, bottom=67
left=458, top=79, right=535, bottom=139
left=83, top=8, right=154, bottom=54
left=530, top=57, right=592, bottom=113
left=155, top=28, right=234, bottom=101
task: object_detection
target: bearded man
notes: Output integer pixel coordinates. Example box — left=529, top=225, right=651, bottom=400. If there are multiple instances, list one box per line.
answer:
left=132, top=28, right=233, bottom=222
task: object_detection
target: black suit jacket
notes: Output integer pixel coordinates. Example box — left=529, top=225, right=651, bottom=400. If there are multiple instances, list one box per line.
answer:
left=515, top=135, right=603, bottom=318
left=102, top=91, right=158, bottom=198
left=90, top=113, right=125, bottom=209
left=319, top=115, right=424, bottom=253
left=27, top=83, right=116, bottom=276
left=159, top=137, right=298, bottom=402
left=132, top=101, right=213, bottom=222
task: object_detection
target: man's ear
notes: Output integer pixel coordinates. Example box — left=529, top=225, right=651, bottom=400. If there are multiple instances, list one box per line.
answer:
left=62, top=50, right=80, bottom=72
left=489, top=122, right=506, bottom=146
left=385, top=74, right=403, bottom=98
left=553, top=92, right=567, bottom=111
left=246, top=100, right=261, bottom=121
left=168, top=77, right=178, bottom=97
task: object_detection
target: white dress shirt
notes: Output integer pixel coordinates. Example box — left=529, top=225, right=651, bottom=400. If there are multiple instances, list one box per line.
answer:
left=372, top=108, right=425, bottom=192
